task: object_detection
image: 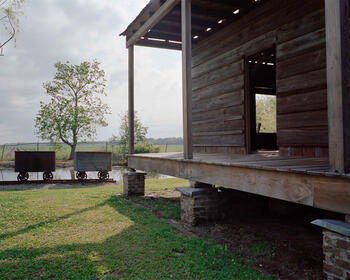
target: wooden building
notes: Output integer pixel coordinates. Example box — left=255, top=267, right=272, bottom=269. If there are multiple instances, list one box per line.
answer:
left=121, top=0, right=350, bottom=216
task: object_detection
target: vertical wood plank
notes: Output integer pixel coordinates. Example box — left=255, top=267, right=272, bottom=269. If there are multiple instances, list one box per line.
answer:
left=244, top=57, right=252, bottom=154
left=325, top=0, right=350, bottom=173
left=182, top=0, right=193, bottom=159
left=128, top=45, right=135, bottom=155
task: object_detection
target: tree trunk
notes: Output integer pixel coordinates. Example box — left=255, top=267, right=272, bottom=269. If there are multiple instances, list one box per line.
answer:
left=69, top=144, right=76, bottom=160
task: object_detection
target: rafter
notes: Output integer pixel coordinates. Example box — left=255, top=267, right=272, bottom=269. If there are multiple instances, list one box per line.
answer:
left=136, top=38, right=182, bottom=51
left=126, top=0, right=181, bottom=48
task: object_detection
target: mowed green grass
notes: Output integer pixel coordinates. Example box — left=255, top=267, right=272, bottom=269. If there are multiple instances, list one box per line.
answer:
left=0, top=179, right=271, bottom=280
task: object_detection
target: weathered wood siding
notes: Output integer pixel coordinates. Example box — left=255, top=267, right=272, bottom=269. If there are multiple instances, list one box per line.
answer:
left=191, top=0, right=337, bottom=155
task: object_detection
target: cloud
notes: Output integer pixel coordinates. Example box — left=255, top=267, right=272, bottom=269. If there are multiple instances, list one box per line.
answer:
left=0, top=0, right=182, bottom=144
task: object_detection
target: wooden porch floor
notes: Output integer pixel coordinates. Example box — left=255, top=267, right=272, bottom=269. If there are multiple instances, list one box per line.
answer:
left=128, top=152, right=350, bottom=215
left=130, top=151, right=341, bottom=177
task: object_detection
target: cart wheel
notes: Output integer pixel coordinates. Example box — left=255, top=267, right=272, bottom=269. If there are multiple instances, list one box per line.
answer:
left=76, top=171, right=87, bottom=181
left=98, top=171, right=109, bottom=181
left=43, top=172, right=53, bottom=182
left=17, top=172, right=29, bottom=182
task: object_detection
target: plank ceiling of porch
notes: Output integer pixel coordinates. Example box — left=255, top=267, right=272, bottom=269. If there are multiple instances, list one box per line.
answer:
left=138, top=0, right=266, bottom=49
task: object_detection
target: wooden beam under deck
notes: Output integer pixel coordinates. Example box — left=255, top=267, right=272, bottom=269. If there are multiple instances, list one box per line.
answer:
left=129, top=153, right=350, bottom=215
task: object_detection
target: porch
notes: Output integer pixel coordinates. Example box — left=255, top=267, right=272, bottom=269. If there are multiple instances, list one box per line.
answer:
left=128, top=152, right=350, bottom=215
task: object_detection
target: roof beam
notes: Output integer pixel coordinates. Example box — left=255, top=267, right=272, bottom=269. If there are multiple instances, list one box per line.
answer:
left=159, top=18, right=208, bottom=31
left=168, top=9, right=219, bottom=25
left=192, top=0, right=245, bottom=12
left=122, top=0, right=163, bottom=38
left=146, top=29, right=182, bottom=42
left=135, top=38, right=182, bottom=51
left=126, top=0, right=180, bottom=48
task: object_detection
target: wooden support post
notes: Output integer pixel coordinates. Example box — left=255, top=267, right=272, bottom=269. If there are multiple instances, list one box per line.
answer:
left=325, top=0, right=350, bottom=173
left=181, top=0, right=193, bottom=160
left=128, top=45, right=135, bottom=155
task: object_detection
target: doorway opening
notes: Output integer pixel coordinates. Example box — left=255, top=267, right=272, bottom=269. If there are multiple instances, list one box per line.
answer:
left=245, top=47, right=278, bottom=152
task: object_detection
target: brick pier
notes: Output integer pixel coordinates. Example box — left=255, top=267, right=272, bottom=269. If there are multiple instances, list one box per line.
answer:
left=176, top=187, right=224, bottom=225
left=312, top=218, right=350, bottom=280
left=123, top=172, right=145, bottom=196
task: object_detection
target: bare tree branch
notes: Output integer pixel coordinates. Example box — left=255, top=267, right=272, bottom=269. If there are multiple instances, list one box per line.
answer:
left=0, top=0, right=26, bottom=51
left=0, top=0, right=9, bottom=7
left=0, top=14, right=15, bottom=49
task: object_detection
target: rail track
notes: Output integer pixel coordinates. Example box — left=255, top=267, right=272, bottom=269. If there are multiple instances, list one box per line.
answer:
left=0, top=179, right=117, bottom=186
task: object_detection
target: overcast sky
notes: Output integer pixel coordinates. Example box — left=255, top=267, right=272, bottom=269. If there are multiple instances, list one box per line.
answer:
left=0, top=0, right=182, bottom=144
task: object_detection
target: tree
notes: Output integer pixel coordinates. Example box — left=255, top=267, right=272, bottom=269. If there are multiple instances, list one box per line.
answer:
left=35, top=60, right=111, bottom=160
left=118, top=111, right=147, bottom=147
left=256, top=95, right=276, bottom=133
left=116, top=111, right=147, bottom=156
left=113, top=111, right=159, bottom=158
left=0, top=0, right=26, bottom=52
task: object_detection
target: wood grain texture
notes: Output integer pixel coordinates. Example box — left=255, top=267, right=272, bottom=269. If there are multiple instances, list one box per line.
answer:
left=279, top=147, right=329, bottom=158
left=128, top=46, right=135, bottom=155
left=277, top=89, right=327, bottom=115
left=314, top=179, right=350, bottom=214
left=277, top=110, right=328, bottom=130
left=325, top=0, right=350, bottom=173
left=182, top=0, right=193, bottom=159
left=128, top=153, right=350, bottom=214
left=126, top=0, right=181, bottom=47
left=191, top=0, right=329, bottom=153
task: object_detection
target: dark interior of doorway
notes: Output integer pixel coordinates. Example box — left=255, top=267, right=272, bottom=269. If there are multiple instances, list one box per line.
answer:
left=247, top=47, right=278, bottom=152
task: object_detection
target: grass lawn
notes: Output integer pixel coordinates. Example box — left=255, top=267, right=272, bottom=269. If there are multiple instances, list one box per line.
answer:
left=0, top=179, right=272, bottom=280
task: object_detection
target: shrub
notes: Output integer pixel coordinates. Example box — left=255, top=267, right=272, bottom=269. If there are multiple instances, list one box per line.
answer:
left=135, top=142, right=160, bottom=154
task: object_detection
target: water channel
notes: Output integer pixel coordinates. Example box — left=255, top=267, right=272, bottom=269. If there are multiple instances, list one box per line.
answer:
left=0, top=166, right=170, bottom=184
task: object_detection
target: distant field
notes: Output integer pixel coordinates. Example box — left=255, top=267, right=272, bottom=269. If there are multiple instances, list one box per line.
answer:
left=0, top=144, right=183, bottom=161
left=154, top=144, right=183, bottom=153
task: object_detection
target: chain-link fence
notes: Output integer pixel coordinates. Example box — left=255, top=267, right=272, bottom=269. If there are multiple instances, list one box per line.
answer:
left=0, top=141, right=183, bottom=162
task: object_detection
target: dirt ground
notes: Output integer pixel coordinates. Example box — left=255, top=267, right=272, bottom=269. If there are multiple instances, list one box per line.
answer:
left=134, top=189, right=336, bottom=280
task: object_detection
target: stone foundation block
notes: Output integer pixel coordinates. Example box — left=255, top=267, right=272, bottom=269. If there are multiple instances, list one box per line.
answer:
left=189, top=181, right=213, bottom=188
left=312, top=219, right=350, bottom=280
left=123, top=172, right=145, bottom=196
left=176, top=187, right=223, bottom=225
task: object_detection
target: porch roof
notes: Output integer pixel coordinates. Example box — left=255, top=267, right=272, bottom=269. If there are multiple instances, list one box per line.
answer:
left=120, top=0, right=266, bottom=50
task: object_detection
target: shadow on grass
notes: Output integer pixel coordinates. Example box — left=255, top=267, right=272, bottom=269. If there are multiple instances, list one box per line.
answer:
left=128, top=195, right=181, bottom=220
left=0, top=196, right=271, bottom=280
left=0, top=202, right=108, bottom=241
